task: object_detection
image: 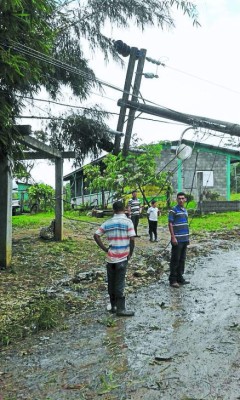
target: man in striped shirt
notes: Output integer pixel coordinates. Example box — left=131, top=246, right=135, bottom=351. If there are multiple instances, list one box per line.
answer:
left=128, top=190, right=142, bottom=237
left=168, top=192, right=190, bottom=288
left=94, top=201, right=135, bottom=316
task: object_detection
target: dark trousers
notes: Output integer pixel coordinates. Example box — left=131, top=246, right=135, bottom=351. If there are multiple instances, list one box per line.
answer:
left=107, top=260, right=128, bottom=300
left=131, top=215, right=139, bottom=235
left=169, top=242, right=188, bottom=283
left=148, top=220, right=157, bottom=240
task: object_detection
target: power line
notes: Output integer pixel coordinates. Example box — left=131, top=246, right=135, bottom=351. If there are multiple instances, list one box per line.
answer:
left=6, top=40, right=240, bottom=141
left=166, top=64, right=240, bottom=96
left=6, top=39, right=222, bottom=117
left=16, top=94, right=190, bottom=127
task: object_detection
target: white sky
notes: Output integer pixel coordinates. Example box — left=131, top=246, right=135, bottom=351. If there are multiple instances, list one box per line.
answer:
left=20, top=0, right=240, bottom=187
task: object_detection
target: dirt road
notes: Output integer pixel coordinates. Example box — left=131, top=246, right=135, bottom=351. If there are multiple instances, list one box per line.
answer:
left=0, top=241, right=240, bottom=400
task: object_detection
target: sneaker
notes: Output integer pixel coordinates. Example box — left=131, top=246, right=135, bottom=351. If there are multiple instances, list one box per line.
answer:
left=154, top=239, right=159, bottom=242
left=170, top=282, right=180, bottom=288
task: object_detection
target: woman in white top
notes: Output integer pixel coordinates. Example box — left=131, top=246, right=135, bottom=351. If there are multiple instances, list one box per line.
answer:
left=147, top=200, right=160, bottom=242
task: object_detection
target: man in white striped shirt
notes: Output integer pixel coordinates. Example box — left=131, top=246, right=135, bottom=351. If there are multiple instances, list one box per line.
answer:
left=128, top=190, right=142, bottom=237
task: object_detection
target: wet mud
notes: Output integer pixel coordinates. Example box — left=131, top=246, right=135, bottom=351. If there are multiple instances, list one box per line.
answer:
left=0, top=244, right=240, bottom=400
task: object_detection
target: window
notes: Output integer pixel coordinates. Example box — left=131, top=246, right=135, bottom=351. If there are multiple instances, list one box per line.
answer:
left=197, top=171, right=214, bottom=187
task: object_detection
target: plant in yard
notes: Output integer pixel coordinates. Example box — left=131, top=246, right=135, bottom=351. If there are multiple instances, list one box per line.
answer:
left=27, top=183, right=55, bottom=212
left=84, top=143, right=170, bottom=206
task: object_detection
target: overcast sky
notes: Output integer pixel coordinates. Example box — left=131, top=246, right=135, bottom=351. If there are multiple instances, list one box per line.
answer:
left=22, top=0, right=240, bottom=187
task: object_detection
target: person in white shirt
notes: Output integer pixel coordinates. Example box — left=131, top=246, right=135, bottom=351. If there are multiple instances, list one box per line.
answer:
left=147, top=200, right=160, bottom=242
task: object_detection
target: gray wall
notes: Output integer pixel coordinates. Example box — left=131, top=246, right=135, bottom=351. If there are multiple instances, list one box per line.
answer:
left=156, top=149, right=227, bottom=201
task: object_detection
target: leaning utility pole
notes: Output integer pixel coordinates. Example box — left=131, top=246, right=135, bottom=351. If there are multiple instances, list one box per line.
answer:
left=118, top=99, right=240, bottom=137
left=113, top=47, right=139, bottom=155
left=122, top=48, right=147, bottom=157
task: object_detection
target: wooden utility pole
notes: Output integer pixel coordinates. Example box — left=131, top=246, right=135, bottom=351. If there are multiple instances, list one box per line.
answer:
left=122, top=48, right=147, bottom=156
left=114, top=47, right=139, bottom=155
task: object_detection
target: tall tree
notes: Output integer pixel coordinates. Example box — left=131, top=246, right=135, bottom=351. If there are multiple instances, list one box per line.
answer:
left=0, top=0, right=199, bottom=163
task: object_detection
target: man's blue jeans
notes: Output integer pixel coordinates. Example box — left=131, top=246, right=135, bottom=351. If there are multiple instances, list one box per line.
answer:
left=107, top=260, right=128, bottom=299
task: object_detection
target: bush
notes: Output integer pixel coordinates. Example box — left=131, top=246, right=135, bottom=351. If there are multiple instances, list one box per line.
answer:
left=203, top=190, right=220, bottom=201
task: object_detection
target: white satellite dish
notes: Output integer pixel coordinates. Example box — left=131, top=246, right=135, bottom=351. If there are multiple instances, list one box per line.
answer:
left=176, top=144, right=193, bottom=160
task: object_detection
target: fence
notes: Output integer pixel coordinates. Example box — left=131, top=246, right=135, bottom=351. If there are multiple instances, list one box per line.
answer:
left=199, top=201, right=240, bottom=214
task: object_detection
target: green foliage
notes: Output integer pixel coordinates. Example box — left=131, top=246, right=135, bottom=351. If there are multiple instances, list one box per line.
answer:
left=98, top=316, right=117, bottom=328
left=28, top=183, right=55, bottom=211
left=0, top=0, right=199, bottom=165
left=13, top=161, right=34, bottom=183
left=0, top=0, right=57, bottom=157
left=63, top=182, right=71, bottom=210
left=12, top=212, right=55, bottom=228
left=48, top=108, right=113, bottom=165
left=0, top=295, right=66, bottom=346
left=230, top=162, right=240, bottom=193
left=185, top=192, right=194, bottom=202
left=84, top=143, right=170, bottom=205
left=190, top=212, right=240, bottom=232
left=203, top=190, right=220, bottom=201
left=98, top=371, right=120, bottom=395
left=230, top=193, right=240, bottom=201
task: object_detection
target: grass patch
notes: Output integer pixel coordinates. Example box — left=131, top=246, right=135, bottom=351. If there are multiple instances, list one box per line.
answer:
left=144, top=211, right=240, bottom=233
left=190, top=212, right=240, bottom=232
left=12, top=212, right=55, bottom=228
left=0, top=295, right=66, bottom=346
left=1, top=215, right=106, bottom=348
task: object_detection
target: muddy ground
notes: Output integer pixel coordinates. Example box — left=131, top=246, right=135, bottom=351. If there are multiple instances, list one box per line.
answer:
left=0, top=222, right=240, bottom=400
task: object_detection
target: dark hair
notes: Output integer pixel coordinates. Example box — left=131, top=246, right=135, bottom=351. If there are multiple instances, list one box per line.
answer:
left=151, top=200, right=156, bottom=205
left=177, top=192, right=186, bottom=198
left=132, top=190, right=137, bottom=194
left=113, top=201, right=125, bottom=212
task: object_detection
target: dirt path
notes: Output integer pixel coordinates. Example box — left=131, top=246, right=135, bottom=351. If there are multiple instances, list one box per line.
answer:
left=0, top=240, right=239, bottom=400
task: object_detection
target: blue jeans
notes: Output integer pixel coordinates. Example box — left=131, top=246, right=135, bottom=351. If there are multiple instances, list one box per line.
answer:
left=169, top=242, right=188, bottom=283
left=107, top=260, right=128, bottom=299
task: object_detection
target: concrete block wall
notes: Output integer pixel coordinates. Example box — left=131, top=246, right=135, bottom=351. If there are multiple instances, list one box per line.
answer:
left=156, top=149, right=227, bottom=201
left=201, top=201, right=240, bottom=213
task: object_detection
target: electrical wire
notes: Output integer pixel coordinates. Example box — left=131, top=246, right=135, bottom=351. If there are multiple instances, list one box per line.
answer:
left=166, top=64, right=240, bottom=96
left=5, top=39, right=226, bottom=118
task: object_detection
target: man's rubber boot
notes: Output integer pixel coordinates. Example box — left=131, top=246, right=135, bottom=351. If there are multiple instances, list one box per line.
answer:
left=116, top=297, right=134, bottom=317
left=109, top=295, right=117, bottom=313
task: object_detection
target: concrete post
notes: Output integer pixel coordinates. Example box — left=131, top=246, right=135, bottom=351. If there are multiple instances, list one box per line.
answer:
left=0, top=155, right=12, bottom=268
left=55, top=157, right=63, bottom=241
left=197, top=171, right=203, bottom=215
